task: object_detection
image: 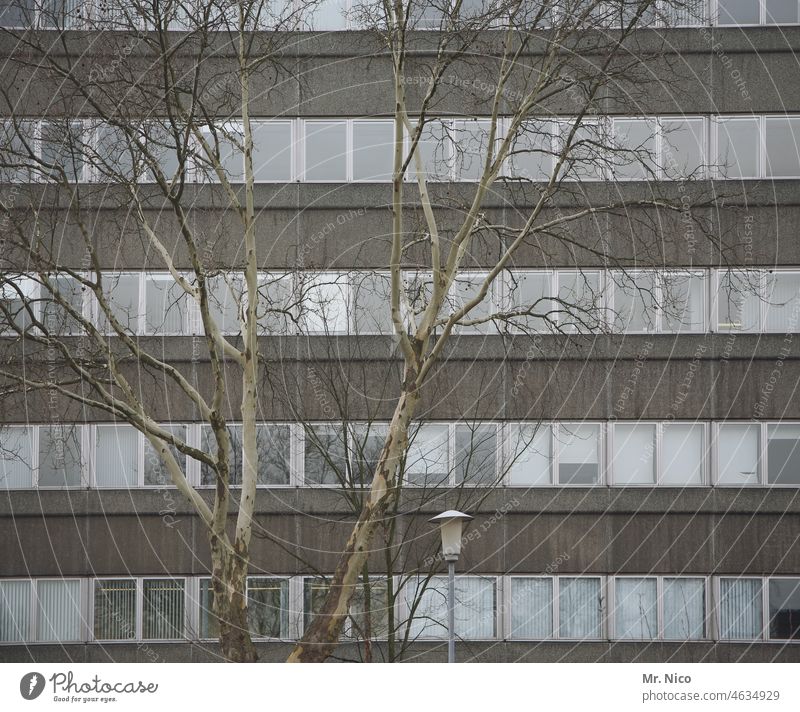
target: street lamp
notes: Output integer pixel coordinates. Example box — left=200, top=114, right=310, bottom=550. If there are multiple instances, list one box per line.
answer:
left=429, top=510, right=473, bottom=663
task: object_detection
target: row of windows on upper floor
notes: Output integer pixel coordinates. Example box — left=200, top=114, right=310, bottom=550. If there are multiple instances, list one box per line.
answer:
left=2, top=420, right=799, bottom=489
left=3, top=269, right=800, bottom=337
left=1, top=575, right=798, bottom=645
left=1, top=0, right=799, bottom=31
left=2, top=115, right=800, bottom=184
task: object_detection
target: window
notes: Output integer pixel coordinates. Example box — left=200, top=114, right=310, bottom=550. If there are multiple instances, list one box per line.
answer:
left=98, top=273, right=140, bottom=334
left=351, top=272, right=393, bottom=335
left=715, top=117, right=760, bottom=179
left=94, top=579, right=137, bottom=640
left=405, top=424, right=449, bottom=486
left=143, top=425, right=186, bottom=487
left=40, top=120, right=86, bottom=182
left=408, top=576, right=496, bottom=640
left=717, top=0, right=761, bottom=24
left=303, top=0, right=349, bottom=29
left=95, top=424, right=139, bottom=488
left=448, top=273, right=496, bottom=333
left=142, top=578, right=184, bottom=640
left=504, top=271, right=552, bottom=332
left=412, top=120, right=451, bottom=181
left=509, top=120, right=553, bottom=181
left=614, top=272, right=657, bottom=332
left=556, top=270, right=605, bottom=332
left=765, top=117, right=800, bottom=178
left=38, top=425, right=83, bottom=487
left=615, top=577, right=658, bottom=639
left=303, top=121, right=347, bottom=181
left=661, top=118, right=706, bottom=179
left=40, top=274, right=85, bottom=336
left=1, top=579, right=82, bottom=643
left=257, top=273, right=296, bottom=335
left=298, top=273, right=349, bottom=334
left=614, top=270, right=705, bottom=334
left=252, top=121, right=293, bottom=181
left=765, top=271, right=800, bottom=332
left=717, top=423, right=760, bottom=485
left=346, top=578, right=390, bottom=640
left=613, top=423, right=656, bottom=485
left=662, top=423, right=706, bottom=485
left=768, top=578, right=800, bottom=639
left=766, top=424, right=800, bottom=485
left=508, top=423, right=552, bottom=485
left=0, top=276, right=37, bottom=334
left=556, top=121, right=606, bottom=181
left=144, top=275, right=192, bottom=335
left=661, top=272, right=706, bottom=332
left=0, top=426, right=33, bottom=488
left=205, top=273, right=243, bottom=335
left=453, top=119, right=492, bottom=181
left=663, top=578, right=706, bottom=640
left=247, top=577, right=289, bottom=639
left=349, top=423, right=387, bottom=486
left=510, top=577, right=554, bottom=638
left=196, top=124, right=243, bottom=183
left=352, top=121, right=393, bottom=181
left=454, top=424, right=497, bottom=484
left=558, top=577, right=603, bottom=639
left=198, top=578, right=218, bottom=639
left=612, top=118, right=658, bottom=181
left=201, top=424, right=290, bottom=487
left=304, top=423, right=348, bottom=485
left=716, top=270, right=762, bottom=332
left=0, top=0, right=35, bottom=28
left=719, top=577, right=763, bottom=640
left=303, top=578, right=330, bottom=631
left=556, top=423, right=601, bottom=485
left=765, top=0, right=800, bottom=24
left=200, top=425, right=244, bottom=486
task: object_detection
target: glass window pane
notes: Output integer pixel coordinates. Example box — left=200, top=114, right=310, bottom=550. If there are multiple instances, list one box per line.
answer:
left=765, top=272, right=800, bottom=332
left=510, top=120, right=552, bottom=181
left=715, top=118, right=760, bottom=178
left=765, top=117, right=800, bottom=178
left=200, top=425, right=243, bottom=486
left=352, top=272, right=393, bottom=335
left=662, top=272, right=705, bottom=332
left=449, top=273, right=494, bottom=334
left=304, top=121, right=347, bottom=181
left=662, top=423, right=705, bottom=485
left=614, top=272, right=657, bottom=332
left=40, top=120, right=84, bottom=182
left=615, top=577, right=657, bottom=639
left=145, top=277, right=191, bottom=335
left=558, top=577, right=602, bottom=638
left=0, top=580, right=31, bottom=642
left=765, top=0, right=800, bottom=23
left=767, top=424, right=800, bottom=485
left=0, top=276, right=37, bottom=333
left=36, top=579, right=81, bottom=642
left=557, top=271, right=604, bottom=332
left=413, top=120, right=451, bottom=181
left=406, top=424, right=449, bottom=486
left=99, top=273, right=140, bottom=334
left=257, top=424, right=291, bottom=485
left=96, top=125, right=137, bottom=182
left=717, top=270, right=761, bottom=331
left=613, top=423, right=656, bottom=485
left=303, top=578, right=329, bottom=631
left=304, top=424, right=348, bottom=485
left=352, top=121, right=393, bottom=181
left=720, top=578, right=763, bottom=639
left=717, top=423, right=760, bottom=485
left=142, top=578, right=184, bottom=640
left=248, top=577, right=288, bottom=638
left=768, top=578, right=800, bottom=640
left=298, top=274, right=349, bottom=333
left=505, top=271, right=552, bottom=332
left=257, top=273, right=295, bottom=335
left=95, top=424, right=139, bottom=488
left=557, top=424, right=600, bottom=485
left=304, top=0, right=348, bottom=29
left=349, top=424, right=387, bottom=486
left=198, top=578, right=218, bottom=639
left=409, top=576, right=495, bottom=639
left=663, top=578, right=705, bottom=640
left=206, top=274, right=242, bottom=335
left=717, top=0, right=761, bottom=24
left=661, top=118, right=706, bottom=179
left=557, top=121, right=606, bottom=181
left=0, top=426, right=34, bottom=488
left=40, top=275, right=84, bottom=336
left=613, top=119, right=657, bottom=181
left=143, top=424, right=186, bottom=486
left=453, top=119, right=492, bottom=181
left=510, top=577, right=553, bottom=638
left=0, top=0, right=35, bottom=27
left=38, top=425, right=82, bottom=487
left=347, top=578, right=390, bottom=640
left=454, top=424, right=496, bottom=484
left=508, top=423, right=552, bottom=485
left=252, top=121, right=293, bottom=181
left=94, top=579, right=136, bottom=640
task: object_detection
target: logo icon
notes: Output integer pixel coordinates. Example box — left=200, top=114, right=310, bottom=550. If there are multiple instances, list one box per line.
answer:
left=20, top=672, right=45, bottom=701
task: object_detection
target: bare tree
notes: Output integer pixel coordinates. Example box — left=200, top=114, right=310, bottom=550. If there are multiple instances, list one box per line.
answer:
left=288, top=0, right=733, bottom=662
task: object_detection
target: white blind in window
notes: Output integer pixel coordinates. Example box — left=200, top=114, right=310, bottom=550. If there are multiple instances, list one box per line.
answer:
left=0, top=580, right=31, bottom=642
left=720, top=578, right=763, bottom=639
left=558, top=577, right=602, bottom=638
left=663, top=578, right=705, bottom=639
left=510, top=577, right=553, bottom=639
left=36, top=579, right=82, bottom=642
left=615, top=578, right=658, bottom=639
left=0, top=427, right=33, bottom=488
left=95, top=425, right=139, bottom=487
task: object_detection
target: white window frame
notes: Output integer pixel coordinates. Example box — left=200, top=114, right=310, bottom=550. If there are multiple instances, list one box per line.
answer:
left=0, top=577, right=88, bottom=644
left=553, top=421, right=606, bottom=487
left=713, top=575, right=766, bottom=641
left=90, top=575, right=188, bottom=642
left=712, top=421, right=764, bottom=486
left=551, top=575, right=606, bottom=641
left=610, top=575, right=710, bottom=641
left=712, top=115, right=765, bottom=180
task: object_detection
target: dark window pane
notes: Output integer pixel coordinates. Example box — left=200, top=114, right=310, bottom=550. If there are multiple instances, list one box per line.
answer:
left=767, top=425, right=800, bottom=485
left=94, top=579, right=136, bottom=640
left=454, top=424, right=496, bottom=484
left=247, top=577, right=287, bottom=638
left=304, top=424, right=348, bottom=485
left=769, top=579, right=800, bottom=640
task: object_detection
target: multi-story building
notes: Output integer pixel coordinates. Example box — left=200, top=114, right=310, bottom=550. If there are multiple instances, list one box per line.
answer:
left=1, top=0, right=799, bottom=662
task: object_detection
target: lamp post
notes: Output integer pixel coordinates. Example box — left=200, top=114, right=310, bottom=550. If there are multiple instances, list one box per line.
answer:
left=429, top=510, right=473, bottom=663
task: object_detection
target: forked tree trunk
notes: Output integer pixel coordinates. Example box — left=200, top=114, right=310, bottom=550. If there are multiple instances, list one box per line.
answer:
left=210, top=537, right=258, bottom=662
left=287, top=382, right=420, bottom=662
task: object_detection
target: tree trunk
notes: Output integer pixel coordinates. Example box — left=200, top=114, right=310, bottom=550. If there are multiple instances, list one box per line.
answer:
left=287, top=382, right=420, bottom=662
left=210, top=536, right=258, bottom=662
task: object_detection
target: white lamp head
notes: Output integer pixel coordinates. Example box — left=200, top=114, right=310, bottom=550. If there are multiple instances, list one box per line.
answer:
left=429, top=510, right=473, bottom=562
